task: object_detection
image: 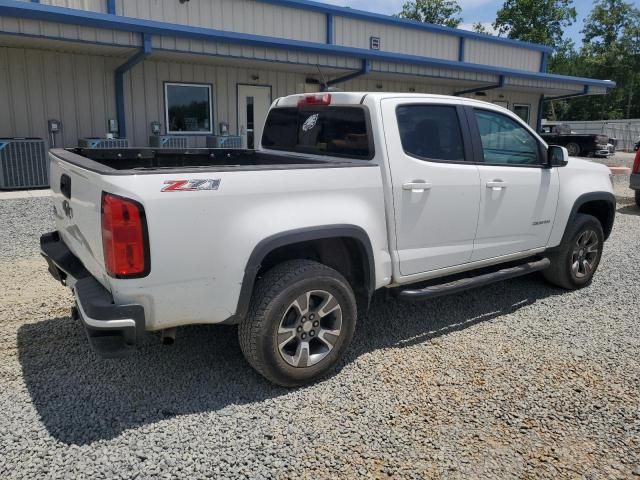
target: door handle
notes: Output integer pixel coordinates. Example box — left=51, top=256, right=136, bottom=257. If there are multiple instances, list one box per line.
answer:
left=402, top=181, right=432, bottom=193
left=486, top=180, right=507, bottom=190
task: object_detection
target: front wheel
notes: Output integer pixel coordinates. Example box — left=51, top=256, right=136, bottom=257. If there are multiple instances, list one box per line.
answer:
left=239, top=260, right=357, bottom=387
left=543, top=213, right=604, bottom=290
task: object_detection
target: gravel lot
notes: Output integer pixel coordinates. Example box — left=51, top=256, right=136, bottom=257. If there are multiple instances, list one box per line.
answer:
left=0, top=170, right=639, bottom=479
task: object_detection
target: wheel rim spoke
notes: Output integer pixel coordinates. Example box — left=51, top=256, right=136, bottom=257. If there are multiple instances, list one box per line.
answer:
left=277, top=289, right=344, bottom=369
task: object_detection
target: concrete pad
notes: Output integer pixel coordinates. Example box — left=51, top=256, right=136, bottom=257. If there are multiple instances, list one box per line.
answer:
left=609, top=166, right=631, bottom=175
left=0, top=189, right=51, bottom=200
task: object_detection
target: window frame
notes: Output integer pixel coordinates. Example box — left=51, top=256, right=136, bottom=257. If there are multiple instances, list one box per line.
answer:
left=394, top=103, right=474, bottom=165
left=164, top=81, right=214, bottom=135
left=260, top=105, right=376, bottom=161
left=465, top=106, right=546, bottom=168
left=512, top=103, right=531, bottom=124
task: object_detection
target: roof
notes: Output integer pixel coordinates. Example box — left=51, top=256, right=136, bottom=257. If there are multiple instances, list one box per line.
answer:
left=0, top=0, right=616, bottom=92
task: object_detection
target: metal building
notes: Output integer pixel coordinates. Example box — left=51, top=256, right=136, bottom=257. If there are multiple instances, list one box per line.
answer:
left=0, top=0, right=615, bottom=149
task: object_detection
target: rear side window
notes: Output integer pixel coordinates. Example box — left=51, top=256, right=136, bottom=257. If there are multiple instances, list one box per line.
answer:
left=261, top=107, right=372, bottom=159
left=396, top=105, right=465, bottom=162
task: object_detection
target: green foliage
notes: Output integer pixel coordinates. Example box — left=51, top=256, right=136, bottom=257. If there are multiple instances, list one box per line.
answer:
left=397, top=0, right=463, bottom=28
left=548, top=0, right=640, bottom=121
left=493, top=0, right=576, bottom=46
left=472, top=22, right=489, bottom=34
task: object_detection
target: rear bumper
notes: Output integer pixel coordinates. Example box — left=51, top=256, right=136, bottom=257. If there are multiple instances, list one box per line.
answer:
left=630, top=174, right=640, bottom=191
left=40, top=231, right=145, bottom=357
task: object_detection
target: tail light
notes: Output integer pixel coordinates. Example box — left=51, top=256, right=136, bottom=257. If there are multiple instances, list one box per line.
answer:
left=101, top=192, right=150, bottom=278
left=298, top=93, right=332, bottom=106
left=633, top=149, right=640, bottom=174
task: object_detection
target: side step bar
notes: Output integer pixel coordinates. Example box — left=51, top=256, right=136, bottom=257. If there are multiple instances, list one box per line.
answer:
left=397, top=258, right=551, bottom=301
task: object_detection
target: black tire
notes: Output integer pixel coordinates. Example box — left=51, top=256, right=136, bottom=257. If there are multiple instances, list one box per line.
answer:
left=238, top=259, right=357, bottom=387
left=635, top=190, right=640, bottom=208
left=543, top=213, right=604, bottom=290
left=566, top=142, right=581, bottom=156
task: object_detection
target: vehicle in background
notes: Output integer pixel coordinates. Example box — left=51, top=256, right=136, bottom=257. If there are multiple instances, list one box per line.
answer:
left=41, top=93, right=616, bottom=386
left=634, top=136, right=640, bottom=152
left=540, top=124, right=612, bottom=157
left=631, top=148, right=640, bottom=208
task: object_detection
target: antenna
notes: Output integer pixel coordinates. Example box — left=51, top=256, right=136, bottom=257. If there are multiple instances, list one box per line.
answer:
left=316, top=64, right=328, bottom=91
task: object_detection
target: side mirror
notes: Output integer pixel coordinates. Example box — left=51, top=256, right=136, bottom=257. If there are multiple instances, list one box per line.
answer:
left=546, top=145, right=569, bottom=167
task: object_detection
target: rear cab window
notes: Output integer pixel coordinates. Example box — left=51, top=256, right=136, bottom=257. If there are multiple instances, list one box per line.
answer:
left=261, top=106, right=373, bottom=160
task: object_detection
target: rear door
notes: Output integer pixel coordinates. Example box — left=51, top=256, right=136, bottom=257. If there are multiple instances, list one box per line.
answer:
left=382, top=98, right=481, bottom=276
left=466, top=107, right=559, bottom=261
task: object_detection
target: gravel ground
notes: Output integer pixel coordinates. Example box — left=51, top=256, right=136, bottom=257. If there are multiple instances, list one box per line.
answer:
left=0, top=177, right=639, bottom=479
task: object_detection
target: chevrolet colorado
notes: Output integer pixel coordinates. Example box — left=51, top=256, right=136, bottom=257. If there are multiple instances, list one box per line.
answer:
left=41, top=93, right=616, bottom=386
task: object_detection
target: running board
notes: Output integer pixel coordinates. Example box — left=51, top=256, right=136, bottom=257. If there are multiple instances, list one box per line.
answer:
left=397, top=258, right=551, bottom=301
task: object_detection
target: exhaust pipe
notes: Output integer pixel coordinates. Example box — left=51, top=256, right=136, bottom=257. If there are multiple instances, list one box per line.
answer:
left=160, top=328, right=177, bottom=345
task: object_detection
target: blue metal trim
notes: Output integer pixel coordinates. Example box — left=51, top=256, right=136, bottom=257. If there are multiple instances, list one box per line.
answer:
left=539, top=52, right=548, bottom=73
left=115, top=33, right=152, bottom=138
left=326, top=59, right=371, bottom=88
left=458, top=37, right=464, bottom=62
left=30, top=0, right=39, bottom=3
left=454, top=75, right=505, bottom=96
left=326, top=13, right=333, bottom=44
left=0, top=0, right=615, bottom=89
left=255, top=0, right=554, bottom=53
left=107, top=0, right=115, bottom=15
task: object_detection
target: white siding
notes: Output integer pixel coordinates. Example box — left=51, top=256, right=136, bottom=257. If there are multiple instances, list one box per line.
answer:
left=0, top=46, right=118, bottom=147
left=465, top=39, right=541, bottom=73
left=0, top=16, right=140, bottom=47
left=334, top=16, right=459, bottom=61
left=117, top=0, right=326, bottom=43
left=152, top=36, right=362, bottom=71
left=372, top=60, right=496, bottom=84
left=123, top=59, right=311, bottom=147
left=38, top=0, right=107, bottom=12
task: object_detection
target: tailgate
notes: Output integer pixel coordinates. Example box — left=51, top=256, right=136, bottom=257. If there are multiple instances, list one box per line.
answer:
left=49, top=151, right=110, bottom=285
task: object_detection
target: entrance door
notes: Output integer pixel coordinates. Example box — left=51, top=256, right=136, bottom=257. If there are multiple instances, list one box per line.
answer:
left=238, top=85, right=271, bottom=149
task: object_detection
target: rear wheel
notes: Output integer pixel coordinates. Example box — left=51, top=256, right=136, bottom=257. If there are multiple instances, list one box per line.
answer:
left=566, top=142, right=581, bottom=156
left=543, top=214, right=604, bottom=290
left=635, top=190, right=640, bottom=208
left=238, top=260, right=357, bottom=387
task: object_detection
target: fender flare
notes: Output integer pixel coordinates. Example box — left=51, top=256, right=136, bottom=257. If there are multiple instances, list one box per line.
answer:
left=561, top=191, right=616, bottom=243
left=230, top=225, right=376, bottom=323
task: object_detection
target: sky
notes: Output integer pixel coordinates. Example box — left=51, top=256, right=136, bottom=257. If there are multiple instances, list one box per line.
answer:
left=321, top=0, right=607, bottom=46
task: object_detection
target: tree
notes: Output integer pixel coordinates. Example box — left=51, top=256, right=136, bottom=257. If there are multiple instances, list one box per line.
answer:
left=472, top=22, right=489, bottom=34
left=493, top=0, right=576, bottom=46
left=397, top=0, right=463, bottom=29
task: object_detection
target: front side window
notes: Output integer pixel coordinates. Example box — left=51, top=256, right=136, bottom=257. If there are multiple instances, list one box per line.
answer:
left=396, top=105, right=465, bottom=162
left=474, top=109, right=539, bottom=165
left=261, top=107, right=372, bottom=159
left=165, top=83, right=213, bottom=134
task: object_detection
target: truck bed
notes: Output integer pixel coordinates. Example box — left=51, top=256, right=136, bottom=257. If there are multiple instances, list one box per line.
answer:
left=56, top=148, right=360, bottom=174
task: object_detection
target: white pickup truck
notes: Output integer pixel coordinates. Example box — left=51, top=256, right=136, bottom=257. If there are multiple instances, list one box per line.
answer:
left=41, top=92, right=616, bottom=386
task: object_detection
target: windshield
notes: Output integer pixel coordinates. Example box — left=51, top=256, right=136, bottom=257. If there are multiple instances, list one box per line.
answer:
left=261, top=106, right=373, bottom=159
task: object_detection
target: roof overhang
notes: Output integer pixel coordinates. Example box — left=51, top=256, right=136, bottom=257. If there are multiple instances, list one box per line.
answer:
left=0, top=0, right=616, bottom=95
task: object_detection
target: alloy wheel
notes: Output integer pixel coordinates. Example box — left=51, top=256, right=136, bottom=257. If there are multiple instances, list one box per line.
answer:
left=571, top=230, right=599, bottom=279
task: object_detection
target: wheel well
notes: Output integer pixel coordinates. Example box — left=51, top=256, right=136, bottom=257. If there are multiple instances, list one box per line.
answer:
left=577, top=199, right=615, bottom=240
left=258, top=237, right=371, bottom=298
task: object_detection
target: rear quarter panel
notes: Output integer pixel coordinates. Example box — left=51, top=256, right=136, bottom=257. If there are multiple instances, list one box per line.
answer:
left=106, top=165, right=391, bottom=331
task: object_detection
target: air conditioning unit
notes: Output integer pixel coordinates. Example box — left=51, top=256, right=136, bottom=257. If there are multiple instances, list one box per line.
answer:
left=206, top=136, right=243, bottom=149
left=149, top=136, right=188, bottom=149
left=78, top=138, right=129, bottom=149
left=0, top=138, right=48, bottom=190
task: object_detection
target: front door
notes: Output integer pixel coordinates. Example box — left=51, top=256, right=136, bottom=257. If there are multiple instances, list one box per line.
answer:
left=238, top=85, right=271, bottom=149
left=382, top=98, right=481, bottom=277
left=468, top=107, right=560, bottom=261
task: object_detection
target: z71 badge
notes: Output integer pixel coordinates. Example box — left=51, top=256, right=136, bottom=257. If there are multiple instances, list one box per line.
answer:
left=161, top=179, right=221, bottom=192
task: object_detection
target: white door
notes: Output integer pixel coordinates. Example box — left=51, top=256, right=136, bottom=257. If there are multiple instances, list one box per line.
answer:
left=382, top=99, right=481, bottom=276
left=469, top=107, right=559, bottom=261
left=238, top=85, right=271, bottom=149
